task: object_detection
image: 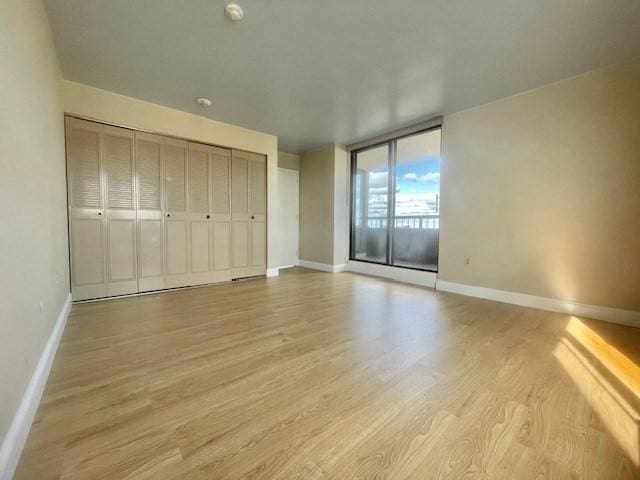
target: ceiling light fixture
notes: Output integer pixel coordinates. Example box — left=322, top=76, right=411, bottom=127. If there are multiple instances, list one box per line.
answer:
left=195, top=97, right=212, bottom=107
left=225, top=3, right=244, bottom=22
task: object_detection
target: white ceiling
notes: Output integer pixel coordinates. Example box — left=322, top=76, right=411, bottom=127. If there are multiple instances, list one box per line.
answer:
left=45, top=0, right=640, bottom=153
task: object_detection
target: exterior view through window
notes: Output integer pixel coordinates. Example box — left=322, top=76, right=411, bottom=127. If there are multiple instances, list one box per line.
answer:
left=350, top=127, right=441, bottom=271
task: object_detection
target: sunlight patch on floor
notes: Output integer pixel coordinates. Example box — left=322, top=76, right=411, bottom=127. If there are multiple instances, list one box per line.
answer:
left=566, top=317, right=639, bottom=396
left=554, top=318, right=639, bottom=466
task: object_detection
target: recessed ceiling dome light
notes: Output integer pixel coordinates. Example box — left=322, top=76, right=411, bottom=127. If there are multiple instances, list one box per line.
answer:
left=196, top=97, right=212, bottom=107
left=225, top=3, right=244, bottom=22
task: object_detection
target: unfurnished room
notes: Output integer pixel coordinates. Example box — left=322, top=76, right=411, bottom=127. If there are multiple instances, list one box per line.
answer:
left=1, top=1, right=639, bottom=479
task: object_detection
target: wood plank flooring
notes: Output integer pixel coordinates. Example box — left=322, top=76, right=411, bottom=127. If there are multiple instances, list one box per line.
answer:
left=14, top=267, right=640, bottom=479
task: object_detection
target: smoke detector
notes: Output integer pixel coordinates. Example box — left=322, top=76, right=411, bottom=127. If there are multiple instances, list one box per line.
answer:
left=195, top=97, right=212, bottom=107
left=225, top=3, right=244, bottom=22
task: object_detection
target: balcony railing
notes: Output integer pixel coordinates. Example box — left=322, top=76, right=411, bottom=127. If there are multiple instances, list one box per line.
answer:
left=359, top=214, right=439, bottom=230
left=353, top=214, right=439, bottom=269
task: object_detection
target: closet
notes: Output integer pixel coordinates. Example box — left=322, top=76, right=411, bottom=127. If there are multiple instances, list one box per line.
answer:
left=65, top=116, right=266, bottom=301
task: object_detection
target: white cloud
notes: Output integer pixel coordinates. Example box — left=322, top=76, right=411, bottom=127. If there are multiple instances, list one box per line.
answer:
left=403, top=171, right=440, bottom=184
left=419, top=172, right=440, bottom=184
left=395, top=192, right=439, bottom=216
left=363, top=173, right=440, bottom=217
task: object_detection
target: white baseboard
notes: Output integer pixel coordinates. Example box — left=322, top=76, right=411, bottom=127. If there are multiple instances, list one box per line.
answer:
left=0, top=293, right=72, bottom=480
left=346, top=261, right=437, bottom=288
left=266, top=267, right=280, bottom=277
left=298, top=260, right=346, bottom=273
left=436, top=280, right=640, bottom=328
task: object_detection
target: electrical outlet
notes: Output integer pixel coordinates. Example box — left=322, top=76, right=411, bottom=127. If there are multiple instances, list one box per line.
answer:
left=464, top=257, right=471, bottom=267
left=39, top=300, right=45, bottom=313
left=55, top=272, right=60, bottom=285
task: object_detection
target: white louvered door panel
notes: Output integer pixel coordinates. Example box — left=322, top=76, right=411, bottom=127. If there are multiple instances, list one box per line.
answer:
left=103, top=126, right=138, bottom=297
left=136, top=132, right=164, bottom=292
left=163, top=138, right=190, bottom=288
left=66, top=117, right=107, bottom=300
left=187, top=143, right=213, bottom=285
left=231, top=151, right=250, bottom=277
left=211, top=146, right=232, bottom=283
left=249, top=157, right=267, bottom=270
left=231, top=150, right=266, bottom=279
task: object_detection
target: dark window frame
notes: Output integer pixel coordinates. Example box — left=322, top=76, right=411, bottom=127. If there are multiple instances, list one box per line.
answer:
left=349, top=126, right=442, bottom=273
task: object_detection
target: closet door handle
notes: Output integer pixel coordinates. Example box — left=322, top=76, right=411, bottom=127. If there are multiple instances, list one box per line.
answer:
left=206, top=214, right=210, bottom=219
left=251, top=215, right=255, bottom=220
left=166, top=213, right=171, bottom=218
left=97, top=212, right=102, bottom=216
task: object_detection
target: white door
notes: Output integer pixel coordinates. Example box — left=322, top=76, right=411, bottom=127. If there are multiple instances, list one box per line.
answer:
left=231, top=150, right=267, bottom=279
left=136, top=132, right=164, bottom=292
left=67, top=118, right=138, bottom=300
left=249, top=157, right=267, bottom=271
left=163, top=138, right=190, bottom=288
left=277, top=168, right=299, bottom=268
left=210, top=147, right=233, bottom=283
left=187, top=142, right=213, bottom=286
left=102, top=126, right=138, bottom=297
left=66, top=117, right=107, bottom=301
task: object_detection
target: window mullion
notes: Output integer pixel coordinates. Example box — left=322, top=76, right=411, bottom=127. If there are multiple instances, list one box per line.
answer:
left=387, top=140, right=396, bottom=265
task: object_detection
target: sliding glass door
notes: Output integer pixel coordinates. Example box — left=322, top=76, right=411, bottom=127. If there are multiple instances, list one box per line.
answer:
left=392, top=129, right=441, bottom=270
left=351, top=144, right=389, bottom=264
left=350, top=128, right=441, bottom=272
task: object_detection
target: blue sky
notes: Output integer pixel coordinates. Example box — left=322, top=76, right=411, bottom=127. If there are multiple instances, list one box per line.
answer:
left=363, top=154, right=440, bottom=217
left=395, top=156, right=440, bottom=197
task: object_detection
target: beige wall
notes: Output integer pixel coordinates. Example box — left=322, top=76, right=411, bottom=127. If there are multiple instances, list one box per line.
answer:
left=62, top=80, right=280, bottom=269
left=299, top=144, right=350, bottom=266
left=439, top=60, right=640, bottom=311
left=0, top=0, right=69, bottom=440
left=278, top=151, right=300, bottom=171
left=299, top=146, right=336, bottom=264
left=333, top=145, right=349, bottom=265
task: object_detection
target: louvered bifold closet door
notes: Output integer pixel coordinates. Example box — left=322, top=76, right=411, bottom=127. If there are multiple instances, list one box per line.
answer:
left=187, top=143, right=213, bottom=286
left=136, top=132, right=164, bottom=292
left=249, top=154, right=267, bottom=273
left=210, top=146, right=232, bottom=283
left=66, top=117, right=107, bottom=300
left=231, top=150, right=267, bottom=279
left=163, top=138, right=190, bottom=288
left=103, top=126, right=138, bottom=296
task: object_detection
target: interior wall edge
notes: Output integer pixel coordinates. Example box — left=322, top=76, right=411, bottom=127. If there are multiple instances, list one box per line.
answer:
left=298, top=260, right=346, bottom=273
left=298, top=145, right=337, bottom=265
left=0, top=293, right=72, bottom=480
left=266, top=268, right=280, bottom=277
left=436, top=280, right=640, bottom=328
left=277, top=151, right=300, bottom=171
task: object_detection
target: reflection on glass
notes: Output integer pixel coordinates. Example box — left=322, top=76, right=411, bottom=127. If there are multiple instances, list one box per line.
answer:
left=392, top=129, right=441, bottom=270
left=352, top=144, right=389, bottom=263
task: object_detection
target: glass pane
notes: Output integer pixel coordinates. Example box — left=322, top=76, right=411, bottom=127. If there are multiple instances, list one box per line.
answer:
left=352, top=144, right=389, bottom=263
left=392, top=129, right=441, bottom=270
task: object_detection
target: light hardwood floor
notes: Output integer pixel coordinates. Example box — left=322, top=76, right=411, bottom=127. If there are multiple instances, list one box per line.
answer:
left=14, top=268, right=640, bottom=479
